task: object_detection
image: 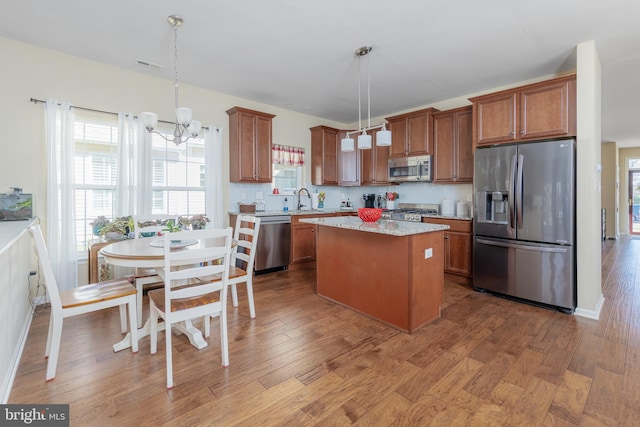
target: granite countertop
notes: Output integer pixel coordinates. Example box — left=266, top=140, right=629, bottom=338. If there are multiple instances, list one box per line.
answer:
left=229, top=209, right=356, bottom=217
left=299, top=216, right=449, bottom=236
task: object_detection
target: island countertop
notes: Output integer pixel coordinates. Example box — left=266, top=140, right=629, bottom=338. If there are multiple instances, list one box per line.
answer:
left=299, top=216, right=449, bottom=236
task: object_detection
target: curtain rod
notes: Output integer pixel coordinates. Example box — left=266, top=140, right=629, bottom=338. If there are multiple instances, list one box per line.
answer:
left=29, top=97, right=214, bottom=131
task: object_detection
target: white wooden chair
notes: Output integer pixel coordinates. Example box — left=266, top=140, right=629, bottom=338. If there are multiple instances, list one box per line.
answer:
left=29, top=224, right=138, bottom=381
left=132, top=215, right=177, bottom=327
left=199, top=215, right=261, bottom=318
left=148, top=227, right=233, bottom=389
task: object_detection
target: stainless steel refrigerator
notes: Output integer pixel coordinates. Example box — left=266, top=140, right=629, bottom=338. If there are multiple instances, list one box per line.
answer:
left=473, top=139, right=576, bottom=312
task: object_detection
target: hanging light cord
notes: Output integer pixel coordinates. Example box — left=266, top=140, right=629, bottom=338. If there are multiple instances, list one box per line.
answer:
left=173, top=20, right=180, bottom=111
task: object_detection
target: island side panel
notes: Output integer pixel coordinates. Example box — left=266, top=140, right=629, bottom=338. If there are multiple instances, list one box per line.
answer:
left=408, top=231, right=444, bottom=331
left=316, top=225, right=411, bottom=331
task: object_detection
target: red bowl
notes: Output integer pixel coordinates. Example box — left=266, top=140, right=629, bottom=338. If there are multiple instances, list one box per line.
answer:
left=358, top=208, right=382, bottom=222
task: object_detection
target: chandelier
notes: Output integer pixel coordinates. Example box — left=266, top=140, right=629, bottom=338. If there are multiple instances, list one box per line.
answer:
left=341, top=46, right=391, bottom=152
left=140, top=15, right=201, bottom=145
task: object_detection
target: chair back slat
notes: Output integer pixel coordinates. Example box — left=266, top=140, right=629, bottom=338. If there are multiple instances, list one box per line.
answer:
left=233, top=215, right=261, bottom=272
left=162, top=228, right=233, bottom=310
left=28, top=224, right=63, bottom=314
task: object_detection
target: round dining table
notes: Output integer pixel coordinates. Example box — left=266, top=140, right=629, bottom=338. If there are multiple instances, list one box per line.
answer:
left=101, top=236, right=235, bottom=352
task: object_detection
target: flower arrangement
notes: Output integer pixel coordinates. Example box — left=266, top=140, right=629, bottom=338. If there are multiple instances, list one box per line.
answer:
left=189, top=214, right=210, bottom=229
left=318, top=192, right=325, bottom=203
left=386, top=192, right=399, bottom=201
left=90, top=216, right=110, bottom=236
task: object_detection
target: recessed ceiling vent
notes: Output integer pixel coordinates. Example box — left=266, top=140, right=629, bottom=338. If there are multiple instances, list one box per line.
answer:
left=135, top=59, right=164, bottom=70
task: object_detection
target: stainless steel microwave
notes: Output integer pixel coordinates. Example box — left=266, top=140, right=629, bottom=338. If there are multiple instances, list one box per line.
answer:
left=388, top=155, right=432, bottom=182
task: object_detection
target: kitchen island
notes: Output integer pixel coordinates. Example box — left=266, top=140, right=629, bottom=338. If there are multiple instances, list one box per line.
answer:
left=300, top=216, right=448, bottom=333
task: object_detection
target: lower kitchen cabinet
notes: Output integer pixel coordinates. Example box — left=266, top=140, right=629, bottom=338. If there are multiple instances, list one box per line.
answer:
left=291, top=212, right=353, bottom=266
left=422, top=217, right=472, bottom=279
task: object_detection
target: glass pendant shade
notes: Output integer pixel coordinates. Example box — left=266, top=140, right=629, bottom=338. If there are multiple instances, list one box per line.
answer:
left=140, top=112, right=159, bottom=131
left=189, top=120, right=202, bottom=137
left=341, top=137, right=355, bottom=152
left=376, top=127, right=391, bottom=146
left=357, top=133, right=372, bottom=149
left=175, top=107, right=193, bottom=126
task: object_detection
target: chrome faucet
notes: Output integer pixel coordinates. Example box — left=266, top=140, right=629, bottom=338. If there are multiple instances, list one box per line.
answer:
left=296, top=188, right=311, bottom=210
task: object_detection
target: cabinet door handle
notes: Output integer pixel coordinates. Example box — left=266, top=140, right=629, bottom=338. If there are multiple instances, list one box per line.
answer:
left=519, top=130, right=525, bottom=134
left=509, top=131, right=515, bottom=136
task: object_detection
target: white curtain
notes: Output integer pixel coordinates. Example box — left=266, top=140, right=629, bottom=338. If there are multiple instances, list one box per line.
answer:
left=205, top=127, right=224, bottom=228
left=136, top=121, right=153, bottom=217
left=116, top=113, right=149, bottom=217
left=44, top=99, right=77, bottom=291
left=116, top=113, right=136, bottom=216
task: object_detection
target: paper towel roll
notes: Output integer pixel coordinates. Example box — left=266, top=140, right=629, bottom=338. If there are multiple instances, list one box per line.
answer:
left=456, top=201, right=469, bottom=218
left=310, top=193, right=319, bottom=209
left=441, top=199, right=455, bottom=217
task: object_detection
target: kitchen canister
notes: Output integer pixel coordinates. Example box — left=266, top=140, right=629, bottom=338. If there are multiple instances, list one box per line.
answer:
left=456, top=201, right=470, bottom=218
left=441, top=199, right=455, bottom=217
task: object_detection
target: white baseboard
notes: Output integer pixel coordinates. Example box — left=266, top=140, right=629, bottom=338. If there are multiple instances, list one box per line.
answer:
left=574, top=293, right=605, bottom=320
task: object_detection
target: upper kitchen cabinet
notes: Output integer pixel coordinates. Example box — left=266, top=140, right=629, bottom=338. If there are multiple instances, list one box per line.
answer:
left=385, top=108, right=439, bottom=159
left=360, top=129, right=390, bottom=185
left=433, top=106, right=473, bottom=183
left=470, top=75, right=576, bottom=148
left=227, top=106, right=276, bottom=183
left=310, top=126, right=360, bottom=186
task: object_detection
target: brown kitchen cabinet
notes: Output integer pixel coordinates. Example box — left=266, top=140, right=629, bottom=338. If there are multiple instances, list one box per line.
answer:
left=290, top=212, right=352, bottom=265
left=227, top=106, right=275, bottom=183
left=310, top=126, right=360, bottom=186
left=422, top=217, right=472, bottom=279
left=385, top=108, right=439, bottom=159
left=433, top=106, right=473, bottom=183
left=360, top=129, right=390, bottom=185
left=470, top=75, right=576, bottom=148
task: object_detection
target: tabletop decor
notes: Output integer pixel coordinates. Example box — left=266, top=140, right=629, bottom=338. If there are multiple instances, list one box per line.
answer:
left=358, top=208, right=383, bottom=223
left=318, top=192, right=325, bottom=209
left=91, top=216, right=110, bottom=236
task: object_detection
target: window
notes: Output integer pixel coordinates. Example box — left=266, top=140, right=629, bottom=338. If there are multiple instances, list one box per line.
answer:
left=271, top=144, right=304, bottom=195
left=73, top=113, right=207, bottom=257
left=150, top=129, right=205, bottom=215
left=74, top=113, right=118, bottom=253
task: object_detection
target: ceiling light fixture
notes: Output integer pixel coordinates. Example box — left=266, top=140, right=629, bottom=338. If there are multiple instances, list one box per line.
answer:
left=140, top=15, right=201, bottom=145
left=341, top=46, right=391, bottom=152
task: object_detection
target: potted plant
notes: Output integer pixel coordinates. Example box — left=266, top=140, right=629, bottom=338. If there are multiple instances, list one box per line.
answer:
left=162, top=219, right=182, bottom=233
left=90, top=216, right=110, bottom=236
left=100, top=217, right=129, bottom=240
left=318, top=192, right=325, bottom=209
left=189, top=214, right=210, bottom=230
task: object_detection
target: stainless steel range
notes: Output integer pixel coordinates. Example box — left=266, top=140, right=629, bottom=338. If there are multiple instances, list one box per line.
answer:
left=381, top=203, right=440, bottom=222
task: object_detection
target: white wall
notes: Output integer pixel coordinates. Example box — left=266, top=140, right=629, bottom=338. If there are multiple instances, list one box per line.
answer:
left=574, top=41, right=604, bottom=318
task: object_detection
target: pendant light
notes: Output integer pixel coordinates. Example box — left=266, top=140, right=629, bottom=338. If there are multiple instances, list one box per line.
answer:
left=341, top=45, right=391, bottom=151
left=140, top=15, right=202, bottom=145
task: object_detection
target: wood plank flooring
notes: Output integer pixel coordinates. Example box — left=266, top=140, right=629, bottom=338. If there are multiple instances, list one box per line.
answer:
left=9, top=237, right=640, bottom=426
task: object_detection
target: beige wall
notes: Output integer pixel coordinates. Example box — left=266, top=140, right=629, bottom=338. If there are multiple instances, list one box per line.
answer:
left=0, top=37, right=346, bottom=229
left=601, top=142, right=619, bottom=238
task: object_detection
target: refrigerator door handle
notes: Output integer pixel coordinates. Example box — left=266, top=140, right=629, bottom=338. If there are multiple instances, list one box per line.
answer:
left=509, top=154, right=517, bottom=229
left=516, top=154, right=524, bottom=229
left=476, top=238, right=568, bottom=253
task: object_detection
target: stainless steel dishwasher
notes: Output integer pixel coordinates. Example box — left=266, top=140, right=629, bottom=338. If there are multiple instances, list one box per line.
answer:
left=255, top=215, right=291, bottom=274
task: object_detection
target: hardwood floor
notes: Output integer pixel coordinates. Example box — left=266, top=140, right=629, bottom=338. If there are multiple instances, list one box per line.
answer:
left=9, top=237, right=640, bottom=426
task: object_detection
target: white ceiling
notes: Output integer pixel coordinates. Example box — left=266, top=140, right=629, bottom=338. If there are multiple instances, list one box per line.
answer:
left=3, top=0, right=640, bottom=146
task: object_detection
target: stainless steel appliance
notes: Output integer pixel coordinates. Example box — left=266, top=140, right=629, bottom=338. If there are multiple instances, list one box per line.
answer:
left=388, top=155, right=432, bottom=182
left=381, top=203, right=439, bottom=222
left=473, top=139, right=576, bottom=313
left=363, top=193, right=376, bottom=208
left=255, top=215, right=291, bottom=274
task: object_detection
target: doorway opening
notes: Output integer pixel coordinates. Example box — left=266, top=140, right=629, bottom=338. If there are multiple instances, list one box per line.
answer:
left=629, top=167, right=640, bottom=235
